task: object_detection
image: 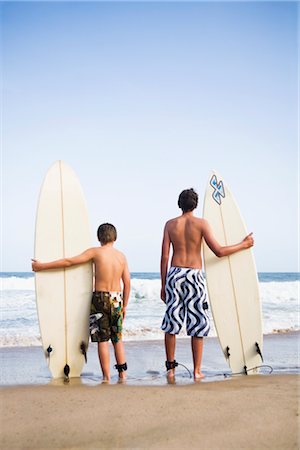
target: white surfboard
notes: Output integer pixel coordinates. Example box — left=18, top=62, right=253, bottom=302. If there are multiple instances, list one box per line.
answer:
left=203, top=171, right=263, bottom=374
left=34, top=161, right=93, bottom=379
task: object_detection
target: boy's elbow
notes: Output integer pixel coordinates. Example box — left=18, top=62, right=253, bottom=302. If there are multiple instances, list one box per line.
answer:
left=123, top=277, right=131, bottom=290
left=64, top=258, right=74, bottom=267
left=161, top=254, right=169, bottom=264
left=123, top=284, right=130, bottom=297
left=214, top=248, right=224, bottom=258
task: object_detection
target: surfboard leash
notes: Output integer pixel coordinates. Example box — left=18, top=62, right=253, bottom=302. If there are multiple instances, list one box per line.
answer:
left=165, top=360, right=193, bottom=378
left=126, top=361, right=193, bottom=383
left=221, top=365, right=274, bottom=378
left=172, top=362, right=193, bottom=379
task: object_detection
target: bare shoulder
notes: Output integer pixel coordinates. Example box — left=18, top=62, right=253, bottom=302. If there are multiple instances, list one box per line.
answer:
left=84, top=247, right=99, bottom=256
left=198, top=217, right=209, bottom=226
left=198, top=217, right=212, bottom=233
left=195, top=217, right=207, bottom=226
left=114, top=248, right=127, bottom=262
left=165, top=216, right=181, bottom=228
left=89, top=246, right=109, bottom=259
left=90, top=246, right=103, bottom=255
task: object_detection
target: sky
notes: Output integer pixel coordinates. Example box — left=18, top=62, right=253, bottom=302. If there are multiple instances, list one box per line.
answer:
left=1, top=1, right=298, bottom=273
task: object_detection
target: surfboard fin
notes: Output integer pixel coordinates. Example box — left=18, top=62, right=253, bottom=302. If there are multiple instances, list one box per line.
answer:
left=224, top=346, right=230, bottom=359
left=46, top=345, right=53, bottom=358
left=80, top=341, right=87, bottom=363
left=64, top=364, right=70, bottom=382
left=255, top=342, right=264, bottom=362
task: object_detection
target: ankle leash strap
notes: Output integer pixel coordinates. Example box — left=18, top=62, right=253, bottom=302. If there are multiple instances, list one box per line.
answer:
left=114, top=362, right=127, bottom=373
left=165, top=360, right=179, bottom=370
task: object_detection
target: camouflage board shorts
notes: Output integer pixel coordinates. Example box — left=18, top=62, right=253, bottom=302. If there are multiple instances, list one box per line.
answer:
left=89, top=291, right=123, bottom=343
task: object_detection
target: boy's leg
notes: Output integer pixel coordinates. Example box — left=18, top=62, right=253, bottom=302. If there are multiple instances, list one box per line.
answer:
left=165, top=332, right=176, bottom=360
left=98, top=341, right=110, bottom=381
left=191, top=336, right=205, bottom=380
left=112, top=340, right=127, bottom=380
left=165, top=332, right=176, bottom=377
left=186, top=271, right=209, bottom=380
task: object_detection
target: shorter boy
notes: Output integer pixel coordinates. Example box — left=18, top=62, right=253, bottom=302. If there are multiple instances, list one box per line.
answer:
left=32, top=223, right=130, bottom=383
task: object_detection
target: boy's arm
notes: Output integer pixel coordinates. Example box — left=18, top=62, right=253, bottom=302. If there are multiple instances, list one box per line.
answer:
left=160, top=223, right=170, bottom=302
left=121, top=258, right=131, bottom=320
left=32, top=248, right=95, bottom=272
left=202, top=219, right=254, bottom=257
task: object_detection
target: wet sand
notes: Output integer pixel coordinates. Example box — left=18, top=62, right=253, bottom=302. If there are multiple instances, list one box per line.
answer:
left=1, top=332, right=299, bottom=386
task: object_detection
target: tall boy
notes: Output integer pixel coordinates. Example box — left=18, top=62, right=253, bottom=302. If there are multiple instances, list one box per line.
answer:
left=160, top=188, right=254, bottom=380
left=32, top=223, right=130, bottom=382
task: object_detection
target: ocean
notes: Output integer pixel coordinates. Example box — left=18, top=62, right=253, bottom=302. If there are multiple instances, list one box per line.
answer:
left=1, top=272, right=299, bottom=347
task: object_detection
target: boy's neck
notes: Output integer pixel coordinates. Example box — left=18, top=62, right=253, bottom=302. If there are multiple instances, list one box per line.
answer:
left=100, top=242, right=114, bottom=248
left=182, top=211, right=194, bottom=217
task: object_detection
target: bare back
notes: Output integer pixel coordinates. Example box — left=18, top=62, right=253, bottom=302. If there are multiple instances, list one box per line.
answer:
left=92, top=246, right=126, bottom=291
left=166, top=214, right=204, bottom=269
left=160, top=210, right=254, bottom=298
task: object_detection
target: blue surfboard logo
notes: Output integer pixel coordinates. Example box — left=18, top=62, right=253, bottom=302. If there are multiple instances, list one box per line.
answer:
left=210, top=175, right=225, bottom=205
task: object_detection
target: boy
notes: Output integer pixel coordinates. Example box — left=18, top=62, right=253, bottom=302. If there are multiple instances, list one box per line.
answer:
left=32, top=223, right=130, bottom=383
left=160, top=188, right=254, bottom=380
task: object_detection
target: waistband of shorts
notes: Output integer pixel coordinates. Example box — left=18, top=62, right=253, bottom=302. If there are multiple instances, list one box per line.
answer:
left=169, top=266, right=203, bottom=273
left=93, top=291, right=122, bottom=296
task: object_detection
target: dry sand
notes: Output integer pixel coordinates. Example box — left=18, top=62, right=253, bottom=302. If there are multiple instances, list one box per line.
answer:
left=1, top=374, right=299, bottom=449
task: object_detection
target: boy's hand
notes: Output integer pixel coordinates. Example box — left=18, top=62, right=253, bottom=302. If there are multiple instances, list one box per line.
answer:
left=161, top=287, right=166, bottom=303
left=123, top=307, right=127, bottom=321
left=31, top=259, right=42, bottom=272
left=243, top=232, right=254, bottom=249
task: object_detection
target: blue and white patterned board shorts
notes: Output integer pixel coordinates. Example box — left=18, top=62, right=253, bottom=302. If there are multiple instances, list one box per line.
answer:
left=161, top=267, right=210, bottom=337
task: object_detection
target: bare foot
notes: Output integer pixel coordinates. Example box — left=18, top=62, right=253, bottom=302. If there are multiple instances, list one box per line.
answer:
left=166, top=369, right=176, bottom=384
left=118, top=373, right=127, bottom=383
left=102, top=377, right=110, bottom=384
left=194, top=372, right=205, bottom=381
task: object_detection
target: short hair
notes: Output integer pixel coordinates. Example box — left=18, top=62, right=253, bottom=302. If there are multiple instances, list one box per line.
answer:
left=178, top=188, right=198, bottom=212
left=97, top=223, right=117, bottom=244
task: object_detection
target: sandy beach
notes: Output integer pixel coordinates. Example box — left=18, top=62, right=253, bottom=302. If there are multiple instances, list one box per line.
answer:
left=1, top=374, right=299, bottom=449
left=1, top=333, right=299, bottom=449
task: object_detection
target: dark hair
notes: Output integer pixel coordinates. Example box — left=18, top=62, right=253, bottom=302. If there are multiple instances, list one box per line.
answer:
left=97, top=223, right=117, bottom=244
left=178, top=188, right=198, bottom=212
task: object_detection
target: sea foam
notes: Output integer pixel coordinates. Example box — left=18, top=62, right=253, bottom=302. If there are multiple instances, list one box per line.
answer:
left=0, top=273, right=298, bottom=347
